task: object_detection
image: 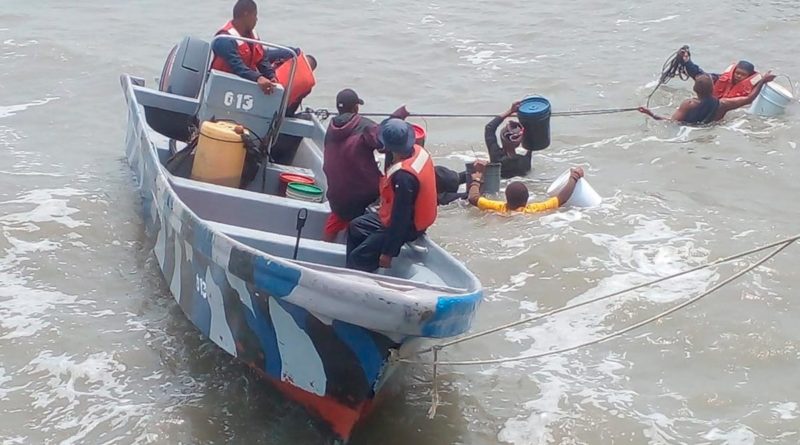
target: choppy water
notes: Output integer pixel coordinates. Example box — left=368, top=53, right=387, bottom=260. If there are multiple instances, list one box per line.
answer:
left=2, top=0, right=800, bottom=443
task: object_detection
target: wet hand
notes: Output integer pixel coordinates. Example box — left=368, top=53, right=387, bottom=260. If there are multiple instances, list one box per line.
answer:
left=570, top=167, right=584, bottom=181
left=257, top=76, right=275, bottom=95
left=470, top=172, right=483, bottom=183
left=763, top=71, right=776, bottom=83
left=510, top=101, right=522, bottom=114
left=473, top=160, right=488, bottom=174
left=379, top=254, right=393, bottom=269
left=638, top=106, right=654, bottom=117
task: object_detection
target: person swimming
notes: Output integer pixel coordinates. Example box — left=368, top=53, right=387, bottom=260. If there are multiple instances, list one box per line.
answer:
left=639, top=71, right=776, bottom=124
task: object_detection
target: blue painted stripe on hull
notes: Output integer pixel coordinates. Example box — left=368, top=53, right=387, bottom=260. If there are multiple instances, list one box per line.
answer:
left=421, top=290, right=483, bottom=337
left=253, top=256, right=301, bottom=298
left=332, top=321, right=383, bottom=385
left=242, top=293, right=283, bottom=378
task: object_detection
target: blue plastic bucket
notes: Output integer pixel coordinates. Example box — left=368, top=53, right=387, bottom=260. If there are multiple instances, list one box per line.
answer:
left=517, top=96, right=551, bottom=151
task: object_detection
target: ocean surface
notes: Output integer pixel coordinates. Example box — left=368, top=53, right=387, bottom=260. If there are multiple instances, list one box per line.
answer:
left=1, top=0, right=799, bottom=443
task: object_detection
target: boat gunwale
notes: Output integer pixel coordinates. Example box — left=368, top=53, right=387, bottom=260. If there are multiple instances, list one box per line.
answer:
left=121, top=73, right=483, bottom=338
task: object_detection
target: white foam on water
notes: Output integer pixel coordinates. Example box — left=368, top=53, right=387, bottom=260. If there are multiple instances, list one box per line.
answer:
left=772, top=402, right=798, bottom=420
left=0, top=188, right=88, bottom=339
left=22, top=350, right=150, bottom=445
left=496, top=217, right=716, bottom=444
left=0, top=97, right=58, bottom=119
left=703, top=425, right=757, bottom=444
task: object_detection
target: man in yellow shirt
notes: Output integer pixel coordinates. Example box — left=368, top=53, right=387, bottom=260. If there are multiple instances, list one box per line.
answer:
left=468, top=162, right=584, bottom=213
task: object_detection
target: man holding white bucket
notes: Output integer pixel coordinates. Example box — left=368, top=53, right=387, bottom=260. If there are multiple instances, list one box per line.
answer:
left=467, top=163, right=588, bottom=214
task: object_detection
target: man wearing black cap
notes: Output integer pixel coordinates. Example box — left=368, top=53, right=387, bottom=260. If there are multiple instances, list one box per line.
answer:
left=322, top=89, right=409, bottom=241
left=346, top=119, right=438, bottom=272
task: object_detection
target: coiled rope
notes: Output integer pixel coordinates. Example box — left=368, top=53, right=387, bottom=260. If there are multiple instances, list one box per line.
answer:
left=390, top=234, right=799, bottom=418
left=645, top=45, right=692, bottom=107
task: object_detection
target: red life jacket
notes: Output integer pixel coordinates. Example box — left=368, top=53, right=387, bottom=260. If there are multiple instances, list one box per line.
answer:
left=274, top=50, right=317, bottom=109
left=210, top=21, right=265, bottom=73
left=379, top=145, right=438, bottom=232
left=713, top=63, right=761, bottom=99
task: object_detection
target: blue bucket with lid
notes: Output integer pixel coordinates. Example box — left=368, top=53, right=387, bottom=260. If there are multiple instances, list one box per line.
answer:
left=517, top=96, right=551, bottom=151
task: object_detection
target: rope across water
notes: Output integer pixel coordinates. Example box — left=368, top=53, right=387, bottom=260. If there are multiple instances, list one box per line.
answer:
left=390, top=235, right=800, bottom=418
left=308, top=107, right=640, bottom=120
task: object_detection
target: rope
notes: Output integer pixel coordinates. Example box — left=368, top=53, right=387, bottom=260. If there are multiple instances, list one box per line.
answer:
left=405, top=233, right=800, bottom=358
left=645, top=45, right=692, bottom=108
left=401, top=237, right=793, bottom=366
left=308, top=107, right=639, bottom=120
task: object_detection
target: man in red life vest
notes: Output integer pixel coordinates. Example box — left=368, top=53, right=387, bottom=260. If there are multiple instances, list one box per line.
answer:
left=346, top=119, right=437, bottom=272
left=679, top=49, right=763, bottom=99
left=210, top=0, right=277, bottom=95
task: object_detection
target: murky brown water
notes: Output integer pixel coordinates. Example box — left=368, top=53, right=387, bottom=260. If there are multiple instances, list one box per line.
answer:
left=2, top=0, right=800, bottom=443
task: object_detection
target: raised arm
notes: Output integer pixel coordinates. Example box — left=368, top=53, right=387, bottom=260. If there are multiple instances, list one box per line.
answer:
left=718, top=71, right=776, bottom=113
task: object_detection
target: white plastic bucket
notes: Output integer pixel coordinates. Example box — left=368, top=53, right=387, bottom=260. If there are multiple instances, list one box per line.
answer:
left=748, top=82, right=794, bottom=117
left=546, top=169, right=602, bottom=208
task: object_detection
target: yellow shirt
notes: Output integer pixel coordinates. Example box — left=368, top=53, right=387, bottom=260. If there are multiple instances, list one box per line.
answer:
left=476, top=196, right=560, bottom=214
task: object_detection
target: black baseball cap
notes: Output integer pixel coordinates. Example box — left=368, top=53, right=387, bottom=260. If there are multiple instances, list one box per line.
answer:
left=336, top=88, right=364, bottom=111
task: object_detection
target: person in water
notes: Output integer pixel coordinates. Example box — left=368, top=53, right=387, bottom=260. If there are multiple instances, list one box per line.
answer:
left=485, top=101, right=533, bottom=179
left=323, top=90, right=409, bottom=241
left=435, top=165, right=469, bottom=205
left=468, top=161, right=583, bottom=214
left=680, top=49, right=763, bottom=99
left=638, top=72, right=776, bottom=124
left=346, top=119, right=437, bottom=272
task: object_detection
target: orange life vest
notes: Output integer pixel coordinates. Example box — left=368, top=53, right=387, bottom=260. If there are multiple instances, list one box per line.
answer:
left=275, top=50, right=317, bottom=108
left=379, top=145, right=438, bottom=232
left=210, top=21, right=265, bottom=74
left=713, top=63, right=761, bottom=99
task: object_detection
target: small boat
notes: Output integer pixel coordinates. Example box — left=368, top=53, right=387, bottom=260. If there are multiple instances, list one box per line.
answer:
left=119, top=35, right=482, bottom=442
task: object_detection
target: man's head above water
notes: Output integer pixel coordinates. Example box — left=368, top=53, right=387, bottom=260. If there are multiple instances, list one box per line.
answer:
left=504, top=181, right=530, bottom=210
left=693, top=74, right=714, bottom=98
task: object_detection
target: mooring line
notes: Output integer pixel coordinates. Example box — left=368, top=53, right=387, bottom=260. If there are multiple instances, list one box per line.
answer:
left=395, top=235, right=799, bottom=418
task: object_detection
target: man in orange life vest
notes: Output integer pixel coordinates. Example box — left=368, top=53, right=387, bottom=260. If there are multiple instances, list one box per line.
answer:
left=346, top=119, right=438, bottom=272
left=210, top=0, right=278, bottom=95
left=679, top=48, right=763, bottom=99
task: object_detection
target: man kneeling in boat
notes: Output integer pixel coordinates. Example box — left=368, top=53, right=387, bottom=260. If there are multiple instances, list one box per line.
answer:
left=346, top=119, right=437, bottom=272
left=211, top=0, right=290, bottom=95
left=468, top=162, right=582, bottom=214
left=638, top=72, right=775, bottom=124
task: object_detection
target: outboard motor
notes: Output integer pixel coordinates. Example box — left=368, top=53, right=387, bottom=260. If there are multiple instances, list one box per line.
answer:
left=145, top=37, right=210, bottom=146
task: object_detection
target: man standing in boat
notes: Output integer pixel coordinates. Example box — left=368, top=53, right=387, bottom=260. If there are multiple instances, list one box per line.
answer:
left=322, top=89, right=410, bottom=241
left=210, top=0, right=279, bottom=95
left=485, top=101, right=533, bottom=178
left=346, top=119, right=437, bottom=272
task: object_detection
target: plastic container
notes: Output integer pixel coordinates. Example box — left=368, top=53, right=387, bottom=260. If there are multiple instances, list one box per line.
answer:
left=410, top=123, right=426, bottom=147
left=517, top=96, right=551, bottom=151
left=279, top=172, right=315, bottom=196
left=191, top=121, right=246, bottom=188
left=286, top=182, right=323, bottom=203
left=748, top=81, right=794, bottom=117
left=546, top=169, right=602, bottom=208
left=465, top=162, right=501, bottom=194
